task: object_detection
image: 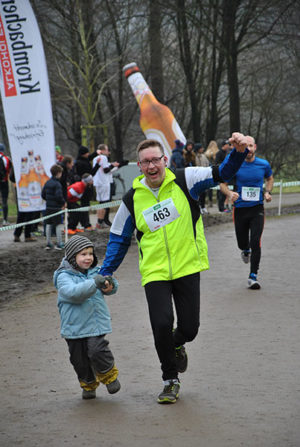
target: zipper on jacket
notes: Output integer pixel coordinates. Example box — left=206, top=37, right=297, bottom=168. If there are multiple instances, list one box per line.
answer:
left=155, top=192, right=173, bottom=280
left=138, top=179, right=174, bottom=280
left=162, top=225, right=172, bottom=279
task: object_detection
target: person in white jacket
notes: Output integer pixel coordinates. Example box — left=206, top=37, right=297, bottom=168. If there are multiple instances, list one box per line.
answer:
left=93, top=144, right=120, bottom=228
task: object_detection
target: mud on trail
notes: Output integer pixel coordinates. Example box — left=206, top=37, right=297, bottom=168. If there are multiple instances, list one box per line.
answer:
left=1, top=204, right=299, bottom=305
left=0, top=231, right=108, bottom=305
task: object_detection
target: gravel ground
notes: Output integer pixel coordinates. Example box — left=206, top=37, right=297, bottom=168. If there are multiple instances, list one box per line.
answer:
left=0, top=210, right=299, bottom=447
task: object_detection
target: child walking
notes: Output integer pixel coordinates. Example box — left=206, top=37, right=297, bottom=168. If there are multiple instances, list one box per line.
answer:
left=53, top=235, right=120, bottom=399
left=41, top=164, right=65, bottom=250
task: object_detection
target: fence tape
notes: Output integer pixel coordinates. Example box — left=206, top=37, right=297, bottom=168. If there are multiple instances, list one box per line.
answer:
left=212, top=180, right=300, bottom=190
left=0, top=200, right=122, bottom=232
left=1, top=181, right=299, bottom=231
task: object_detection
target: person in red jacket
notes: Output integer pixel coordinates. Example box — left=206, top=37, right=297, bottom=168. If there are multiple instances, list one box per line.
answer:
left=0, top=143, right=12, bottom=225
left=67, top=173, right=93, bottom=235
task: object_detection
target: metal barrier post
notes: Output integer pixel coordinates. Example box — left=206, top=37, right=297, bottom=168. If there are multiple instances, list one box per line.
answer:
left=64, top=208, right=68, bottom=243
left=278, top=179, right=283, bottom=216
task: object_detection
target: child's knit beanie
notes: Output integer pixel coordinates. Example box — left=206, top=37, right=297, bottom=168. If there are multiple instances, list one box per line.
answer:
left=65, top=235, right=97, bottom=268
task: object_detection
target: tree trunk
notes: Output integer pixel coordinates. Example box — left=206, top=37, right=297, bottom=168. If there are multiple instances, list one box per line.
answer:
left=223, top=0, right=240, bottom=133
left=206, top=1, right=225, bottom=143
left=149, top=0, right=165, bottom=103
left=176, top=0, right=201, bottom=142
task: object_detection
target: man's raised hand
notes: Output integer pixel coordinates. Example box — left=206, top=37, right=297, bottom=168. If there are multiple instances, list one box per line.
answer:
left=229, top=132, right=249, bottom=153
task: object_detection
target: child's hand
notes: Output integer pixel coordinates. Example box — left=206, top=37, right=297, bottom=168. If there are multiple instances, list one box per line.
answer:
left=94, top=274, right=114, bottom=292
left=101, top=280, right=114, bottom=293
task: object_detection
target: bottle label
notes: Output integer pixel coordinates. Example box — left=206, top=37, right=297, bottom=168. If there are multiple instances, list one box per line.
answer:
left=127, top=72, right=151, bottom=104
left=28, top=181, right=42, bottom=208
left=142, top=198, right=180, bottom=232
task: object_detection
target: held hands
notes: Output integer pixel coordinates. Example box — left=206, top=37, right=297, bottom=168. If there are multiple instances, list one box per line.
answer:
left=229, top=132, right=251, bottom=153
left=94, top=274, right=114, bottom=293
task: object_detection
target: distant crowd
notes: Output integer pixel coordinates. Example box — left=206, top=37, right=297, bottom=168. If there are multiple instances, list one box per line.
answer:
left=170, top=138, right=235, bottom=214
left=0, top=142, right=128, bottom=249
left=0, top=137, right=235, bottom=249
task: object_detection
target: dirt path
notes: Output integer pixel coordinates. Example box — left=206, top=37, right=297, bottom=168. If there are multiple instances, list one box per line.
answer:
left=0, top=214, right=299, bottom=447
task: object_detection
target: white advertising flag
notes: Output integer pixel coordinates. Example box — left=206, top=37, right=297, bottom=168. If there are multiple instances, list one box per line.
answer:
left=0, top=0, right=55, bottom=211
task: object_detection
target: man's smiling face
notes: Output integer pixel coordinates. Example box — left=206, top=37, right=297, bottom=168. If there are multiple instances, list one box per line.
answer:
left=138, top=146, right=168, bottom=188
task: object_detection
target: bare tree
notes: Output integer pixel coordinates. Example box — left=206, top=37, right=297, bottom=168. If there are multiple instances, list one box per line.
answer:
left=149, top=0, right=165, bottom=102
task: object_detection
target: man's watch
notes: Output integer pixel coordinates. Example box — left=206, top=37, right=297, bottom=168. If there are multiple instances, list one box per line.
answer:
left=265, top=190, right=272, bottom=195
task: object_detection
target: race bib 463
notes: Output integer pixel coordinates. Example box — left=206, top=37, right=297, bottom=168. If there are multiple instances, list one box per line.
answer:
left=142, top=198, right=180, bottom=232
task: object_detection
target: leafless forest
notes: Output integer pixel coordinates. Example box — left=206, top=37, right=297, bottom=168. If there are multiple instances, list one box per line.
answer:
left=1, top=0, right=299, bottom=176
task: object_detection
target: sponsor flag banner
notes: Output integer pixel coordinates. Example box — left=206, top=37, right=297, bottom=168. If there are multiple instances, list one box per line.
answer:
left=0, top=0, right=55, bottom=211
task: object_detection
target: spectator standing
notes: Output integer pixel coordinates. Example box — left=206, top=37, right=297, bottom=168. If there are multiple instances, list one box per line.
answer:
left=67, top=174, right=94, bottom=235
left=98, top=133, right=251, bottom=404
left=194, top=143, right=210, bottom=214
left=41, top=164, right=66, bottom=250
left=53, top=235, right=121, bottom=400
left=169, top=140, right=185, bottom=171
left=59, top=155, right=76, bottom=202
left=74, top=146, right=101, bottom=230
left=0, top=143, right=12, bottom=225
left=215, top=139, right=232, bottom=212
left=93, top=144, right=120, bottom=229
left=183, top=140, right=196, bottom=167
left=220, top=135, right=273, bottom=289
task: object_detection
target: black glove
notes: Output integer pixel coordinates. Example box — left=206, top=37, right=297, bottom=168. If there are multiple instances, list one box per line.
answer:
left=94, top=274, right=113, bottom=289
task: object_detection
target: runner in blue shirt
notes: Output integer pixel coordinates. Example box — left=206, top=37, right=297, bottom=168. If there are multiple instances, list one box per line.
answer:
left=220, top=136, right=273, bottom=289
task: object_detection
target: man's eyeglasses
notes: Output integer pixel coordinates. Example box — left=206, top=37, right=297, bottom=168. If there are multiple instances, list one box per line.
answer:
left=139, top=155, right=164, bottom=167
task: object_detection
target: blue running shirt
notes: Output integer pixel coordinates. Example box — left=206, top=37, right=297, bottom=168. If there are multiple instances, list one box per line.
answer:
left=233, top=157, right=272, bottom=208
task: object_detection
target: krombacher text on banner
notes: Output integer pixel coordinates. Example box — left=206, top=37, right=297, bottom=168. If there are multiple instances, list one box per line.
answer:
left=0, top=0, right=55, bottom=211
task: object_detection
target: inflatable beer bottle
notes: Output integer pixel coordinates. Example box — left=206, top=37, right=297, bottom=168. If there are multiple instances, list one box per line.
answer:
left=123, top=62, right=186, bottom=157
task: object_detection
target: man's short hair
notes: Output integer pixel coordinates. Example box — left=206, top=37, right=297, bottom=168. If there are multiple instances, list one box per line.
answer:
left=50, top=164, right=63, bottom=176
left=245, top=135, right=256, bottom=144
left=136, top=139, right=164, bottom=158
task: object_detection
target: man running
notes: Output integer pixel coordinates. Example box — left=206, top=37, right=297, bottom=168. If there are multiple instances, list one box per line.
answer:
left=220, top=135, right=273, bottom=289
left=99, top=132, right=252, bottom=404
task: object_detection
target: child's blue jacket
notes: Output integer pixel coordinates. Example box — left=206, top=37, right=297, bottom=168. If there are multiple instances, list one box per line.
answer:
left=53, top=258, right=118, bottom=339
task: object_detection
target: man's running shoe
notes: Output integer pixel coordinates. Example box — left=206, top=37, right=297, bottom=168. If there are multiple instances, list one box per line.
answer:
left=241, top=249, right=251, bottom=264
left=175, top=345, right=188, bottom=373
left=248, top=273, right=261, bottom=289
left=96, top=221, right=110, bottom=229
left=157, top=380, right=180, bottom=404
left=104, top=219, right=112, bottom=227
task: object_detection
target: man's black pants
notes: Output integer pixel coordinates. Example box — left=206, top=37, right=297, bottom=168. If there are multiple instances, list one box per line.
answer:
left=144, top=272, right=200, bottom=381
left=233, top=204, right=265, bottom=275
